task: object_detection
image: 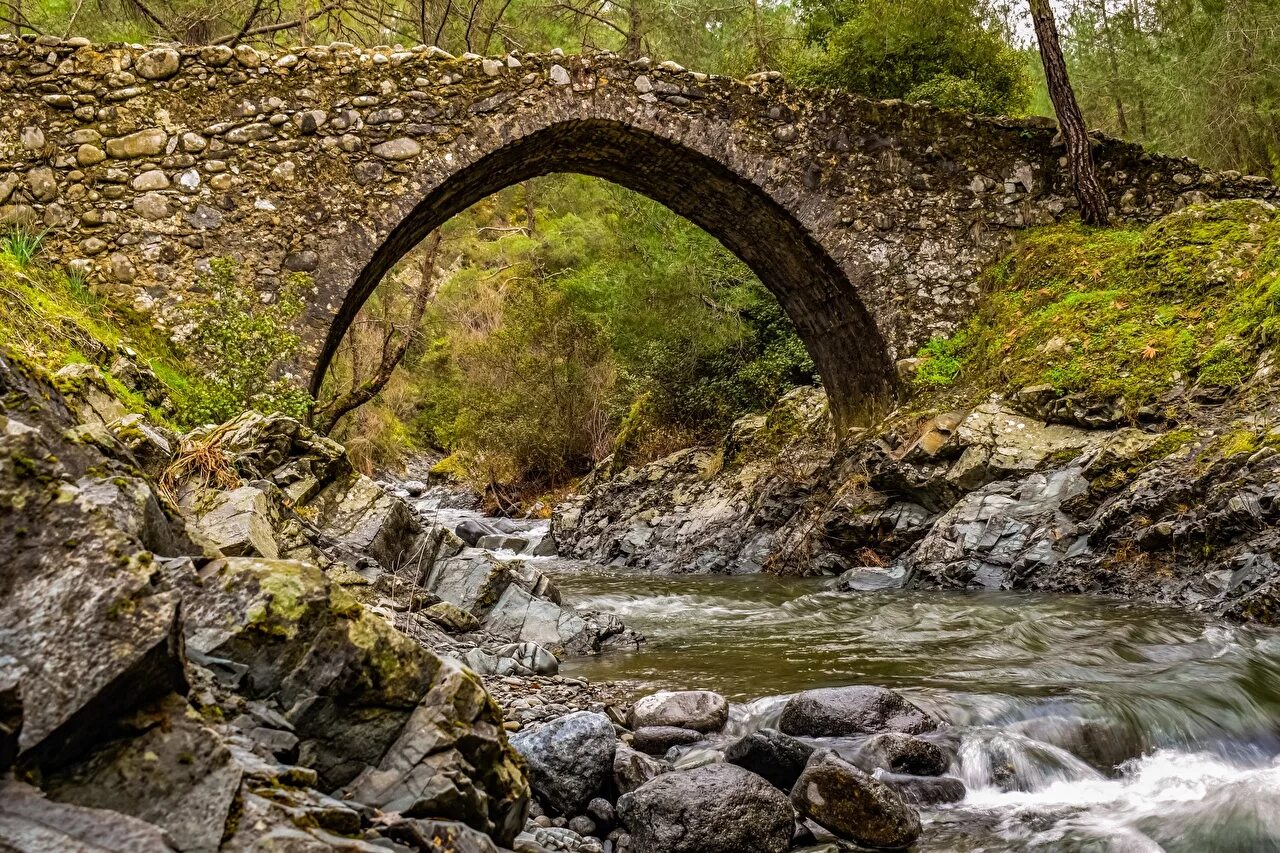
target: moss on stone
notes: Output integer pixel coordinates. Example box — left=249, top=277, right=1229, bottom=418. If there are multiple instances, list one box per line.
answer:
left=913, top=200, right=1280, bottom=414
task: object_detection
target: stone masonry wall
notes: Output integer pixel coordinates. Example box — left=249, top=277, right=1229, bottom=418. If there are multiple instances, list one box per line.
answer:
left=1, top=34, right=1274, bottom=425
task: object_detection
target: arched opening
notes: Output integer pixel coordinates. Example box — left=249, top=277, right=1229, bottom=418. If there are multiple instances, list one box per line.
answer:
left=311, top=119, right=897, bottom=430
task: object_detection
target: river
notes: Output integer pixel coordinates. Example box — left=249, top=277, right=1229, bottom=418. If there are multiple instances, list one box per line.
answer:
left=545, top=566, right=1280, bottom=852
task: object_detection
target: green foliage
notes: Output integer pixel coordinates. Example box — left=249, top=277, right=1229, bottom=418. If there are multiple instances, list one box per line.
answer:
left=181, top=260, right=313, bottom=425
left=914, top=333, right=967, bottom=387
left=914, top=200, right=1280, bottom=412
left=1, top=227, right=45, bottom=269
left=789, top=0, right=1030, bottom=115
left=1060, top=0, right=1280, bottom=180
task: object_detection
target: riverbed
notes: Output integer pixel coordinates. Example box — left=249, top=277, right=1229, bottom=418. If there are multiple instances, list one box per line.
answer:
left=549, top=567, right=1280, bottom=852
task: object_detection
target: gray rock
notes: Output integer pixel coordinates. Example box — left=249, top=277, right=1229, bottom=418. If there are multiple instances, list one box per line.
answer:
left=628, top=690, right=728, bottom=733
left=307, top=472, right=423, bottom=572
left=849, top=732, right=949, bottom=777
left=723, top=727, right=815, bottom=791
left=837, top=564, right=911, bottom=591
left=780, top=686, right=936, bottom=737
left=0, top=779, right=174, bottom=851
left=184, top=485, right=280, bottom=558
left=613, top=743, right=668, bottom=794
left=617, top=763, right=793, bottom=853
left=381, top=817, right=499, bottom=852
left=631, top=726, right=703, bottom=755
left=790, top=750, right=921, bottom=850
left=457, top=517, right=503, bottom=545
left=495, top=642, right=559, bottom=675
left=373, top=137, right=422, bottom=160
left=511, top=711, right=616, bottom=815
left=46, top=696, right=242, bottom=852
left=478, top=533, right=530, bottom=553
left=424, top=601, right=482, bottom=633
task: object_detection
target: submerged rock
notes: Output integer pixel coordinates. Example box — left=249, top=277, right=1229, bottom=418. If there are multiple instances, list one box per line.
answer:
left=780, top=686, right=937, bottom=737
left=850, top=731, right=950, bottom=777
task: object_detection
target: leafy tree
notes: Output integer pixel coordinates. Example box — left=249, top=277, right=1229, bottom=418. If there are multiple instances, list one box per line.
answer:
left=790, top=0, right=1031, bottom=115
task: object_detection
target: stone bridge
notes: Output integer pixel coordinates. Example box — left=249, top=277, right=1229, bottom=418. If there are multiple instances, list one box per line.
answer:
left=1, top=35, right=1274, bottom=426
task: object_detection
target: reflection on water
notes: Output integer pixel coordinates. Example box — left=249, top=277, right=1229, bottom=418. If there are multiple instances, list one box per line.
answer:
left=550, top=567, right=1280, bottom=852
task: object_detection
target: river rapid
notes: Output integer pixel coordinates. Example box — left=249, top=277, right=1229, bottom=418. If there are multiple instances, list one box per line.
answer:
left=544, top=566, right=1280, bottom=852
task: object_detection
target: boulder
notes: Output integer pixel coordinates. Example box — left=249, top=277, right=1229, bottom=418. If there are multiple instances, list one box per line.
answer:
left=0, top=659, right=21, bottom=770
left=380, top=817, right=499, bottom=852
left=790, top=751, right=921, bottom=850
left=342, top=663, right=529, bottom=845
left=723, top=727, right=815, bottom=791
left=0, top=356, right=186, bottom=772
left=779, top=686, right=936, bottom=737
left=613, top=742, right=668, bottom=794
left=510, top=711, right=616, bottom=815
left=52, top=362, right=128, bottom=425
left=495, top=642, right=559, bottom=676
left=849, top=732, right=949, bottom=777
left=184, top=484, right=280, bottom=558
left=307, top=472, right=424, bottom=572
left=617, top=763, right=794, bottom=853
left=457, top=517, right=503, bottom=546
left=45, top=695, right=243, bottom=852
left=478, top=533, right=530, bottom=553
left=0, top=779, right=174, bottom=851
left=423, top=601, right=481, bottom=633
left=631, top=726, right=704, bottom=755
left=836, top=564, right=911, bottom=592
left=628, top=690, right=729, bottom=733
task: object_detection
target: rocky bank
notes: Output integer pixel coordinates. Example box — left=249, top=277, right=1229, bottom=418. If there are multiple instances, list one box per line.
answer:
left=552, top=367, right=1280, bottom=624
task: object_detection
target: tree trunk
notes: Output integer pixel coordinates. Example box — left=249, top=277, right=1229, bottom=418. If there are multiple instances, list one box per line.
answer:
left=314, top=232, right=444, bottom=434
left=1029, top=0, right=1110, bottom=225
left=625, top=0, right=642, bottom=60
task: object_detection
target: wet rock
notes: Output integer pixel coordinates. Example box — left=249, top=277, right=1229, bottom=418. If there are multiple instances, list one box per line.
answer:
left=0, top=778, right=174, bottom=851
left=457, top=517, right=503, bottom=545
left=617, top=763, right=793, bottom=853
left=780, top=686, right=936, bottom=737
left=511, top=711, right=616, bottom=815
left=850, top=732, right=949, bottom=776
left=790, top=750, right=921, bottom=850
left=837, top=564, right=910, bottom=591
left=723, top=727, right=815, bottom=791
left=613, top=743, right=668, bottom=794
left=874, top=770, right=966, bottom=805
left=1008, top=715, right=1144, bottom=774
left=628, top=690, right=729, bottom=733
left=479, top=533, right=530, bottom=553
left=631, top=726, right=704, bottom=755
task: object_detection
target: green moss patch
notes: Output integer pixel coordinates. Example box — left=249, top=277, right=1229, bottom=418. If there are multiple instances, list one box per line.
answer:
left=914, top=200, right=1280, bottom=413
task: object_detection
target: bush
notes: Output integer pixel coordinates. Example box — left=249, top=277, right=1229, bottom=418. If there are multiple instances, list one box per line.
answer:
left=180, top=259, right=314, bottom=424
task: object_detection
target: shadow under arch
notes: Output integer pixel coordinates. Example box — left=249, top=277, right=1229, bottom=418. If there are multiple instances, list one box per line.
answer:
left=312, top=118, right=897, bottom=429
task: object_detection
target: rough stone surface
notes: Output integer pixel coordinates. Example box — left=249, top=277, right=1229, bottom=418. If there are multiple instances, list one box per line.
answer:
left=0, top=779, right=175, bottom=852
left=617, top=763, right=794, bottom=853
left=628, top=690, right=729, bottom=733
left=510, top=711, right=616, bottom=815
left=723, top=727, right=815, bottom=791
left=2, top=41, right=1270, bottom=428
left=780, top=686, right=936, bottom=737
left=790, top=750, right=921, bottom=850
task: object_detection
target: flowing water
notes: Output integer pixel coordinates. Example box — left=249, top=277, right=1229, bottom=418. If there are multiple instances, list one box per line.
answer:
left=546, top=567, right=1280, bottom=852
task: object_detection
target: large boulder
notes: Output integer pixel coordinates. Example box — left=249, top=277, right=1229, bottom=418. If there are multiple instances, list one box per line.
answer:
left=510, top=711, right=616, bottom=816
left=183, top=484, right=280, bottom=558
left=0, top=779, right=175, bottom=851
left=628, top=690, right=729, bottom=733
left=44, top=695, right=243, bottom=852
left=0, top=355, right=188, bottom=772
left=790, top=751, right=921, bottom=850
left=617, top=763, right=794, bottom=853
left=613, top=742, right=669, bottom=794
left=848, top=732, right=950, bottom=777
left=305, top=472, right=424, bottom=573
left=724, top=727, right=815, bottom=791
left=780, top=686, right=936, bottom=737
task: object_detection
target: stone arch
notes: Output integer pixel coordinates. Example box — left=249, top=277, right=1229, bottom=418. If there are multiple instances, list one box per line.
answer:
left=312, top=118, right=896, bottom=428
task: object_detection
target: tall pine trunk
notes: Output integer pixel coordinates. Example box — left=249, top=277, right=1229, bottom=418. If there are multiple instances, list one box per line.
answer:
left=1029, top=0, right=1110, bottom=225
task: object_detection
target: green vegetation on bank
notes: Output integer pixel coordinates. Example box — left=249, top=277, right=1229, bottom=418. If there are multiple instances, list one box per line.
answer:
left=0, top=230, right=312, bottom=428
left=913, top=200, right=1280, bottom=412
